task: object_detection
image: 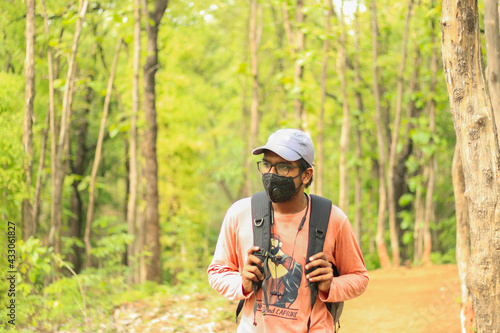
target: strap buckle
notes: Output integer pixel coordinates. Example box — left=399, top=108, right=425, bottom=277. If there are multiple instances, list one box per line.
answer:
left=315, top=228, right=325, bottom=239
left=254, top=218, right=264, bottom=227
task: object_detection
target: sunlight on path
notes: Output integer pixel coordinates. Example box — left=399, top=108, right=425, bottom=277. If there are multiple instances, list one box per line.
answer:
left=340, top=264, right=461, bottom=333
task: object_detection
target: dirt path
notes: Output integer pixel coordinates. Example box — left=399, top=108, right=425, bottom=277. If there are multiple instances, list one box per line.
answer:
left=112, top=264, right=462, bottom=332
left=340, top=264, right=461, bottom=333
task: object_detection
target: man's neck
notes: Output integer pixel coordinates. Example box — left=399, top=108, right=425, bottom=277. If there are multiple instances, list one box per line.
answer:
left=272, top=191, right=308, bottom=215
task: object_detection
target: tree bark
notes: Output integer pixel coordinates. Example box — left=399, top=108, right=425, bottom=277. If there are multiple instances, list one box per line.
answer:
left=396, top=44, right=420, bottom=261
left=245, top=0, right=262, bottom=197
left=387, top=0, right=413, bottom=267
left=293, top=0, right=305, bottom=128
left=371, top=0, right=391, bottom=268
left=338, top=0, right=350, bottom=213
left=84, top=40, right=122, bottom=268
left=127, top=0, right=141, bottom=285
left=413, top=174, right=424, bottom=263
left=32, top=112, right=49, bottom=234
left=484, top=0, right=500, bottom=138
left=49, top=0, right=90, bottom=255
left=141, top=0, right=168, bottom=283
left=40, top=0, right=57, bottom=250
left=317, top=0, right=334, bottom=197
left=353, top=0, right=364, bottom=246
left=453, top=144, right=476, bottom=333
left=23, top=0, right=35, bottom=240
left=441, top=0, right=500, bottom=330
left=422, top=24, right=438, bottom=266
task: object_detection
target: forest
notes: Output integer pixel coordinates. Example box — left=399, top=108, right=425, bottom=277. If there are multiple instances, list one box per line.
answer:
left=0, top=0, right=499, bottom=331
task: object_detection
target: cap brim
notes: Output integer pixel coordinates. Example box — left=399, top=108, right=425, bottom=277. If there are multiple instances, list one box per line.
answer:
left=252, top=145, right=302, bottom=162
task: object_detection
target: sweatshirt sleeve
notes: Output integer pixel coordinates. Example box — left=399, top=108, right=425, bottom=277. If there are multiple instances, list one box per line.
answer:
left=319, top=216, right=369, bottom=303
left=207, top=204, right=248, bottom=301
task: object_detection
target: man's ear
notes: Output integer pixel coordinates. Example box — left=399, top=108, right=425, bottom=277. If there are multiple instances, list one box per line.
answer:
left=302, top=168, right=313, bottom=185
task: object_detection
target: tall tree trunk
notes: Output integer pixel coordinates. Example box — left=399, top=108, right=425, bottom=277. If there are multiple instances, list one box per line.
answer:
left=453, top=144, right=476, bottom=333
left=84, top=40, right=122, bottom=268
left=23, top=0, right=35, bottom=240
left=422, top=24, right=438, bottom=266
left=441, top=0, right=500, bottom=330
left=484, top=0, right=500, bottom=138
left=371, top=0, right=391, bottom=268
left=127, top=0, right=141, bottom=284
left=413, top=176, right=424, bottom=263
left=141, top=0, right=168, bottom=283
left=397, top=43, right=420, bottom=261
left=41, top=0, right=57, bottom=247
left=387, top=0, right=413, bottom=267
left=338, top=0, right=350, bottom=213
left=245, top=0, right=262, bottom=197
left=353, top=0, right=364, bottom=245
left=317, top=0, right=334, bottom=197
left=293, top=0, right=305, bottom=128
left=49, top=0, right=90, bottom=255
left=32, top=112, right=49, bottom=233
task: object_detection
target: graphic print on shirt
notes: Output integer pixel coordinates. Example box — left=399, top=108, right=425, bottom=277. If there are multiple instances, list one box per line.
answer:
left=258, top=233, right=303, bottom=320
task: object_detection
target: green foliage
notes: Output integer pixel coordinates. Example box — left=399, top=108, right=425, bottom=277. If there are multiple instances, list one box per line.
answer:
left=0, top=73, right=25, bottom=221
left=0, top=0, right=468, bottom=328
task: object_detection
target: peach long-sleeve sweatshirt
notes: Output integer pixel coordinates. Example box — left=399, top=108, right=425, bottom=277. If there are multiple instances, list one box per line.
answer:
left=208, top=196, right=369, bottom=332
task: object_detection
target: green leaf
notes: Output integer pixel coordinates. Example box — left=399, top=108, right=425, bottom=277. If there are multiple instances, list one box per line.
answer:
left=402, top=231, right=413, bottom=245
left=399, top=193, right=414, bottom=207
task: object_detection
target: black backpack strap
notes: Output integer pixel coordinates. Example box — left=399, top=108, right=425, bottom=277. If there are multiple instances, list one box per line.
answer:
left=251, top=191, right=272, bottom=264
left=236, top=191, right=272, bottom=324
left=306, top=194, right=332, bottom=332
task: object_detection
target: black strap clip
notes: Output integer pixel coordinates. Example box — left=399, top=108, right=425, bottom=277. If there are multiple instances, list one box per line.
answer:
left=254, top=218, right=264, bottom=227
left=315, top=228, right=325, bottom=239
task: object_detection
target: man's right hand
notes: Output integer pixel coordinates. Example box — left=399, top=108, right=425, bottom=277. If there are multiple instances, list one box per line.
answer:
left=242, top=246, right=265, bottom=295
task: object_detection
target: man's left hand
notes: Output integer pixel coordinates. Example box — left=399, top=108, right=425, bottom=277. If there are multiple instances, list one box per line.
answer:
left=305, top=252, right=333, bottom=293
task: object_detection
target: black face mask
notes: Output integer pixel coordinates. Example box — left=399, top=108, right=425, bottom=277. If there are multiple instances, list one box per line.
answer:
left=262, top=172, right=303, bottom=203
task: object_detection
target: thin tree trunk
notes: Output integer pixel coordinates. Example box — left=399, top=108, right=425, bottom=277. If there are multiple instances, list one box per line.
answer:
left=127, top=0, right=141, bottom=284
left=353, top=0, right=364, bottom=245
left=293, top=0, right=305, bottom=128
left=397, top=44, right=421, bottom=261
left=245, top=0, right=262, bottom=197
left=23, top=0, right=35, bottom=240
left=387, top=0, right=413, bottom=267
left=338, top=0, right=350, bottom=213
left=141, top=0, right=168, bottom=283
left=453, top=144, right=476, bottom=333
left=413, top=179, right=424, bottom=263
left=282, top=1, right=295, bottom=55
left=484, top=0, right=500, bottom=138
left=32, top=112, right=49, bottom=233
left=49, top=0, right=90, bottom=255
left=442, top=0, right=500, bottom=330
left=41, top=0, right=58, bottom=252
left=422, top=24, right=438, bottom=266
left=371, top=0, right=391, bottom=268
left=317, top=0, right=334, bottom=197
left=84, top=40, right=122, bottom=268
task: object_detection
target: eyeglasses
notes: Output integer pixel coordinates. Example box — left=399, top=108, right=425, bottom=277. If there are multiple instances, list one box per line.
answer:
left=257, top=161, right=301, bottom=176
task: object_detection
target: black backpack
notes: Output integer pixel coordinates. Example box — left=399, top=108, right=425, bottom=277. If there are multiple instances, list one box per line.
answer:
left=236, top=191, right=344, bottom=332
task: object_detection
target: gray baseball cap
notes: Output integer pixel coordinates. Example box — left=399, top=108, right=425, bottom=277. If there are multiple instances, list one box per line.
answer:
left=252, top=129, right=315, bottom=166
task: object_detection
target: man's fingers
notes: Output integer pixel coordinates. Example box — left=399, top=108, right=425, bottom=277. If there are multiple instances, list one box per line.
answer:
left=243, top=266, right=264, bottom=282
left=308, top=252, right=328, bottom=262
left=246, top=246, right=264, bottom=267
left=306, top=267, right=332, bottom=280
left=247, top=246, right=260, bottom=256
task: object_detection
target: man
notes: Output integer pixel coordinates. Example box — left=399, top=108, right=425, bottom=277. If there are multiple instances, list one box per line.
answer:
left=208, top=129, right=368, bottom=332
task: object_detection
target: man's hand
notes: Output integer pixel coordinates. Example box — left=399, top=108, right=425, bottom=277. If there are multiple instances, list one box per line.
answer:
left=305, top=252, right=333, bottom=293
left=242, top=246, right=265, bottom=295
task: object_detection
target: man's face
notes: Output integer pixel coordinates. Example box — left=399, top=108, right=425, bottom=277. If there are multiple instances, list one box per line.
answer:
left=262, top=151, right=312, bottom=189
